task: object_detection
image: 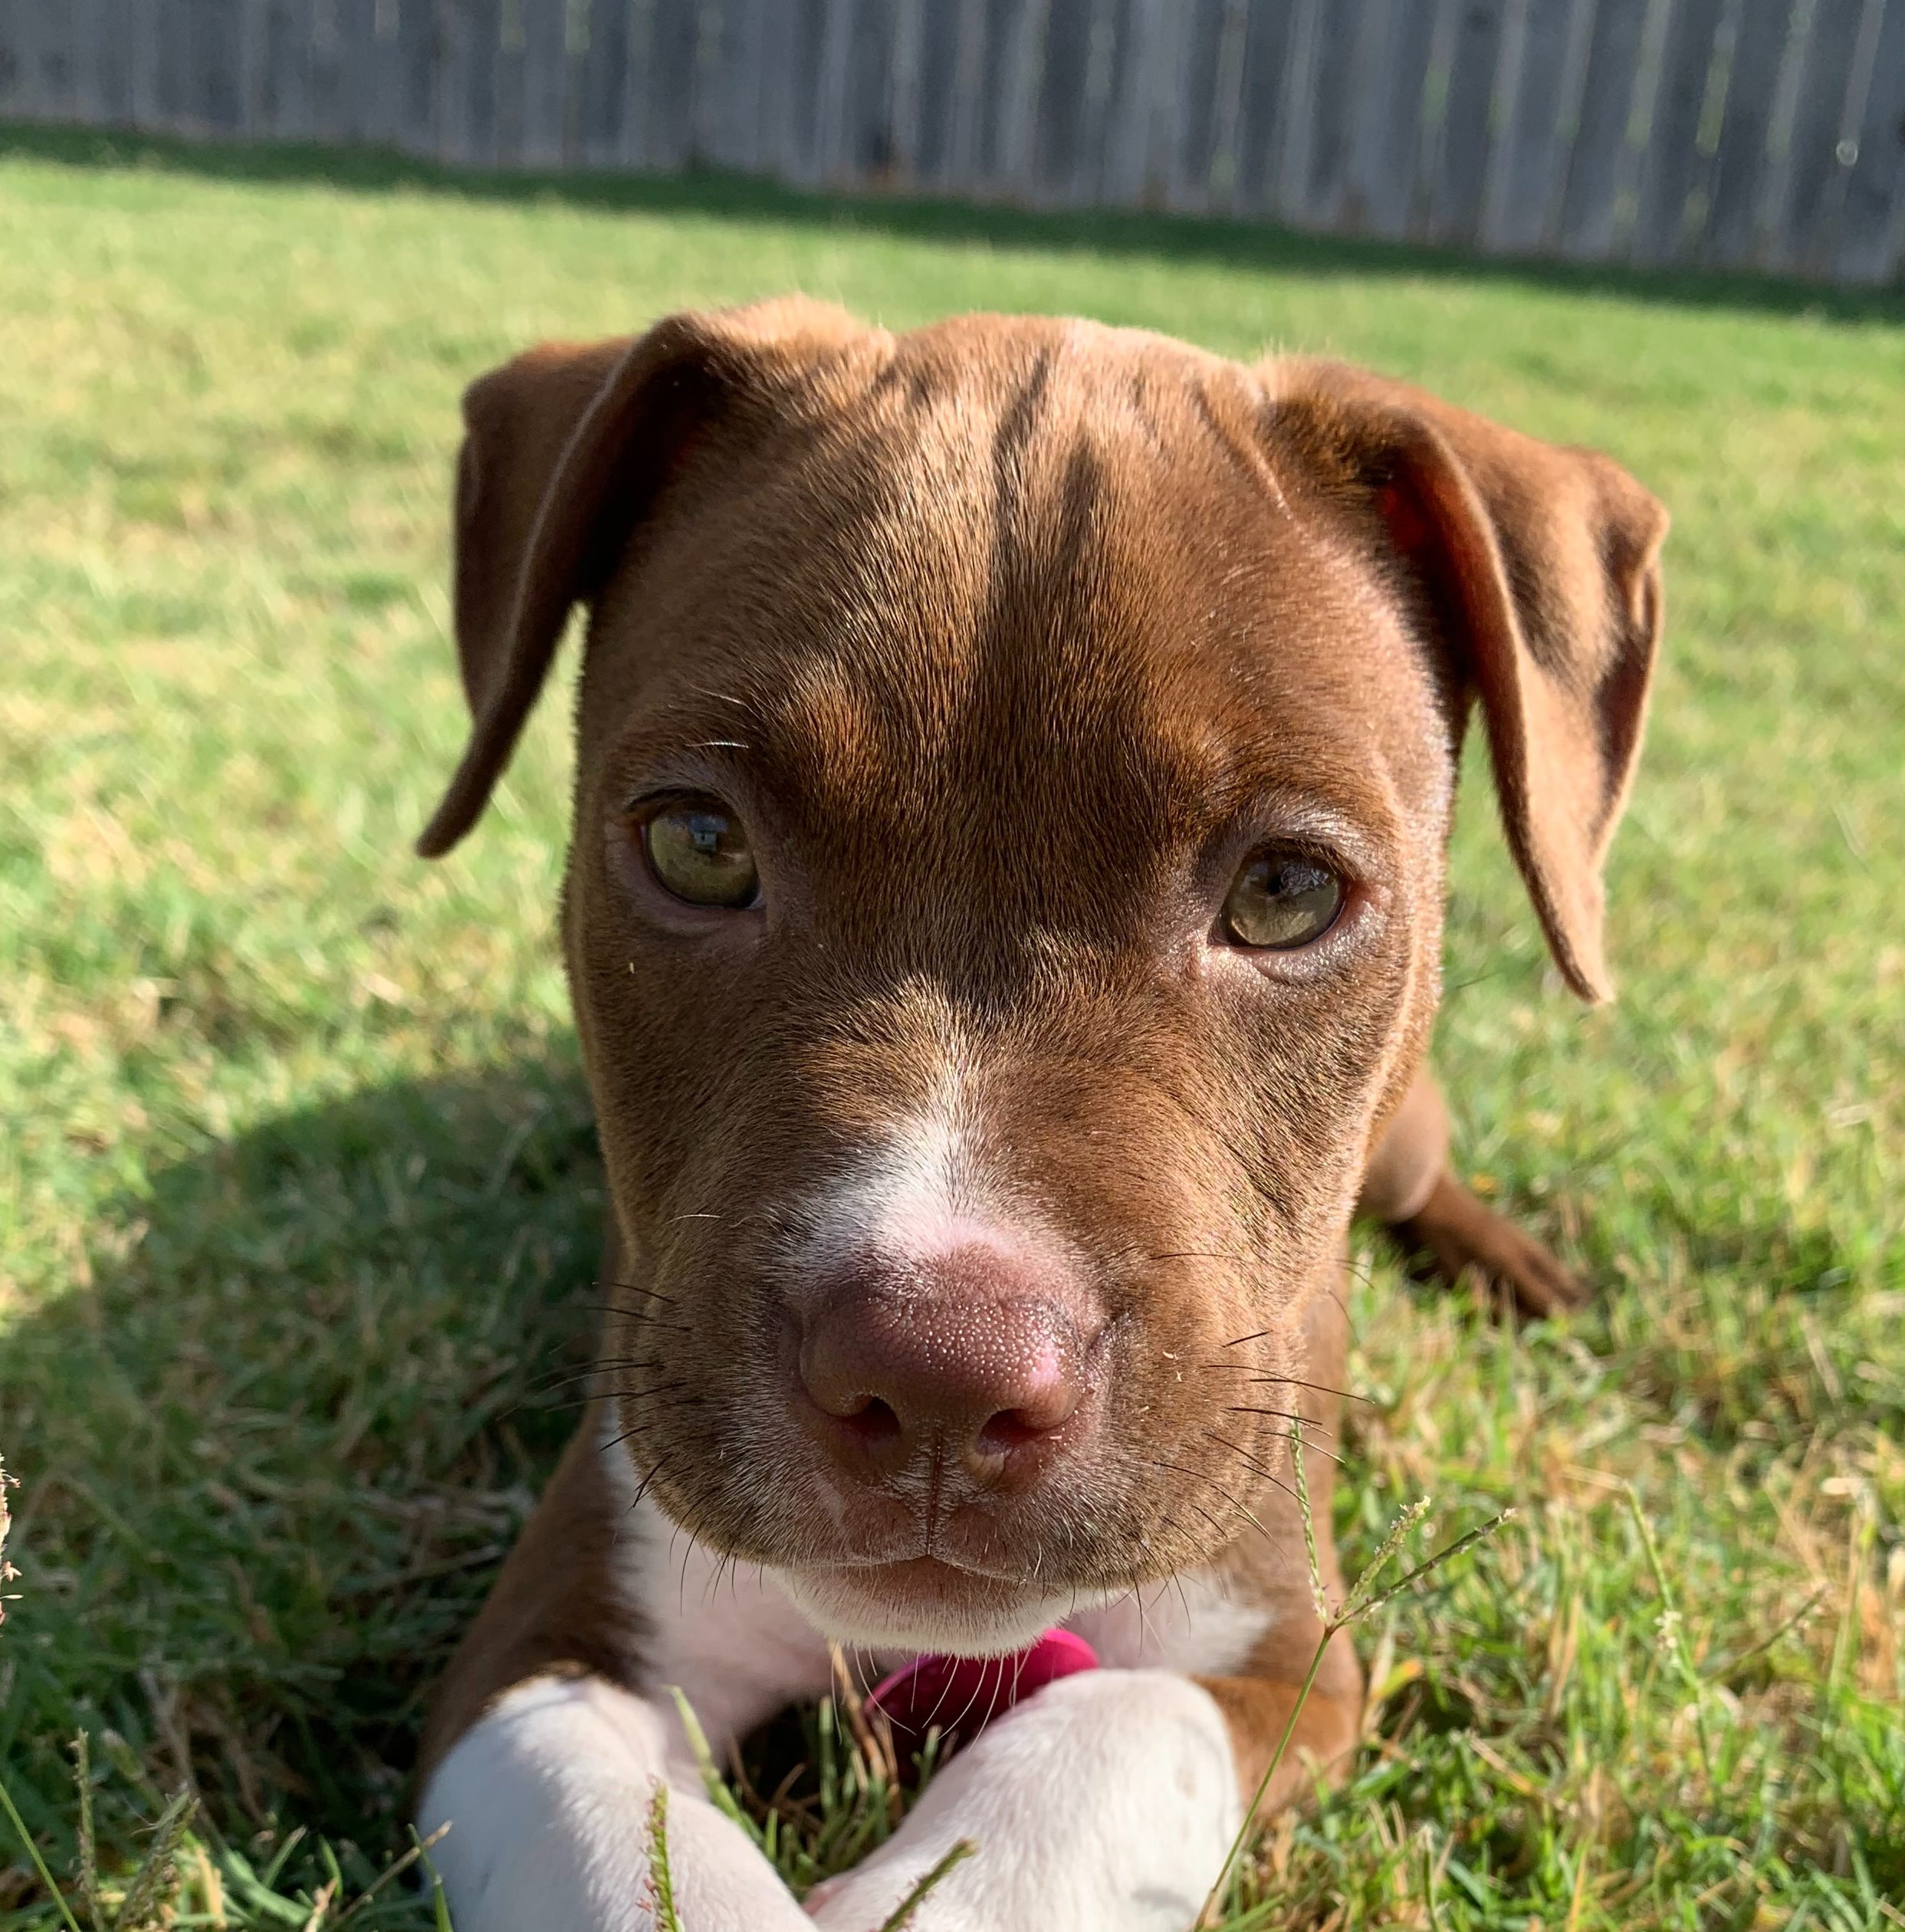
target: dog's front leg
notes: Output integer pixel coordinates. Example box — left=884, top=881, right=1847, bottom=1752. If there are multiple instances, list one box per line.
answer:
left=420, top=1672, right=815, bottom=1932
left=803, top=1669, right=1242, bottom=1932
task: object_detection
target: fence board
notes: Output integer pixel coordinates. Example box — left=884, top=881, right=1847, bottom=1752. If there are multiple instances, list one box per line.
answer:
left=435, top=0, right=498, bottom=164
left=1777, top=0, right=1866, bottom=273
left=1837, top=0, right=1905, bottom=281
left=1752, top=0, right=1821, bottom=268
left=3, top=0, right=1899, bottom=283
left=808, top=0, right=852, bottom=182
left=1000, top=0, right=1053, bottom=193
left=0, top=2, right=30, bottom=118
left=517, top=0, right=567, bottom=166
left=334, top=0, right=382, bottom=146
left=1269, top=0, right=1322, bottom=224
left=1700, top=0, right=1794, bottom=264
left=636, top=0, right=695, bottom=172
left=1028, top=0, right=1086, bottom=199
left=1066, top=0, right=1122, bottom=205
left=1555, top=0, right=1649, bottom=258
left=1428, top=0, right=1506, bottom=246
left=1163, top=0, right=1221, bottom=209
left=67, top=0, right=119, bottom=123
left=393, top=0, right=437, bottom=154
left=1297, top=0, right=1361, bottom=226
left=492, top=0, right=524, bottom=163
left=1630, top=0, right=1724, bottom=264
left=1339, top=0, right=1422, bottom=238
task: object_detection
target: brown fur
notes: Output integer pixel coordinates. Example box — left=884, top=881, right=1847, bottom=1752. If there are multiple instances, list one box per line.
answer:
left=412, top=301, right=1664, bottom=1806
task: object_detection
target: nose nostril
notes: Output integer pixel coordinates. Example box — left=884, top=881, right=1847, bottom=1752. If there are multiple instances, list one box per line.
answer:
left=836, top=1396, right=904, bottom=1450
left=977, top=1405, right=1065, bottom=1455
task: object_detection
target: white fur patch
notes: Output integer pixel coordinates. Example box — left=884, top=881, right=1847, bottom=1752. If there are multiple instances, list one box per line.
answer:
left=803, top=1669, right=1243, bottom=1932
left=419, top=1674, right=814, bottom=1932
left=1067, top=1566, right=1274, bottom=1677
left=596, top=1414, right=836, bottom=1758
left=790, top=1011, right=1077, bottom=1287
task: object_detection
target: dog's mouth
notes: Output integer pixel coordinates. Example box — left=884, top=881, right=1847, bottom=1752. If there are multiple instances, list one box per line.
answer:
left=778, top=1553, right=1112, bottom=1656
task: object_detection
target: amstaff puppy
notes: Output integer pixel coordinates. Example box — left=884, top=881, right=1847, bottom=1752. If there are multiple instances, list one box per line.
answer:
left=409, top=301, right=1665, bottom=1930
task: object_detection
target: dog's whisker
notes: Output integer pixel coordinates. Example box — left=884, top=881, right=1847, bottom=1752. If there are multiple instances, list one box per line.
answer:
left=1204, top=1429, right=1307, bottom=1503
left=1221, top=1406, right=1342, bottom=1453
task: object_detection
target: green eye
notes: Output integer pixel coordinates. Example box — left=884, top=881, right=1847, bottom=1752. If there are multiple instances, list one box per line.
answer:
left=641, top=798, right=760, bottom=909
left=1221, top=852, right=1345, bottom=949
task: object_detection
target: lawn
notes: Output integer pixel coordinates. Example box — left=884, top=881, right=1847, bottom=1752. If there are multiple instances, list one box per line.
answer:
left=0, top=128, right=1900, bottom=1930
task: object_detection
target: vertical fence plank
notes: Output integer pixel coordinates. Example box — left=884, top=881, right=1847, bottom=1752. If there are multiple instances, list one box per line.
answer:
left=847, top=0, right=898, bottom=179
left=1629, top=0, right=1724, bottom=264
left=1774, top=0, right=1867, bottom=273
left=1672, top=0, right=1742, bottom=258
left=1298, top=0, right=1365, bottom=227
left=1752, top=0, right=1821, bottom=267
left=886, top=0, right=925, bottom=182
left=1059, top=0, right=1118, bottom=205
left=1129, top=0, right=1188, bottom=205
left=1553, top=0, right=1649, bottom=258
left=199, top=0, right=248, bottom=131
left=1836, top=0, right=1905, bottom=281
left=614, top=0, right=652, bottom=168
left=1099, top=0, right=1152, bottom=205
left=1201, top=0, right=1250, bottom=212
left=517, top=0, right=567, bottom=165
left=14, top=0, right=74, bottom=120
left=1810, top=0, right=1889, bottom=272
left=1604, top=0, right=1675, bottom=259
left=1696, top=0, right=1791, bottom=263
left=576, top=0, right=625, bottom=165
left=1227, top=0, right=1292, bottom=219
left=1535, top=0, right=1601, bottom=246
left=261, top=0, right=313, bottom=140
left=808, top=0, right=852, bottom=182
left=1269, top=0, right=1322, bottom=224
left=1338, top=0, right=1406, bottom=234
left=435, top=0, right=499, bottom=164
left=1477, top=0, right=1531, bottom=246
left=1404, top=0, right=1463, bottom=238
left=492, top=1, right=525, bottom=164
left=691, top=0, right=751, bottom=172
left=310, top=0, right=348, bottom=140
left=393, top=0, right=438, bottom=154
left=1000, top=0, right=1054, bottom=196
left=1428, top=0, right=1506, bottom=246
left=31, top=1, right=80, bottom=122
left=68, top=0, right=122, bottom=126
left=938, top=0, right=987, bottom=191
left=0, top=3, right=25, bottom=122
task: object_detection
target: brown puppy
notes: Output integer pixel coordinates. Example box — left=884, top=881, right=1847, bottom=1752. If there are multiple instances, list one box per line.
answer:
left=411, top=301, right=1664, bottom=1932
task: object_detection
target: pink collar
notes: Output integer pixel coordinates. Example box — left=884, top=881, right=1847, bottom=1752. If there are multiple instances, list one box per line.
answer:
left=865, top=1628, right=1099, bottom=1766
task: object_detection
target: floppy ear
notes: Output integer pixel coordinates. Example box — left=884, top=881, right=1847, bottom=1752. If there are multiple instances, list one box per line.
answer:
left=418, top=297, right=874, bottom=859
left=1279, top=360, right=1668, bottom=1002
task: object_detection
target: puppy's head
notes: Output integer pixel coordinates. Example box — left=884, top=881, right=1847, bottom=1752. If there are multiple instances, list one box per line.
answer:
left=422, top=301, right=1664, bottom=1651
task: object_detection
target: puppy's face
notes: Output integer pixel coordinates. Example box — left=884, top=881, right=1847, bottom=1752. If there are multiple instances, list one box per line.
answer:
left=423, top=305, right=1664, bottom=1651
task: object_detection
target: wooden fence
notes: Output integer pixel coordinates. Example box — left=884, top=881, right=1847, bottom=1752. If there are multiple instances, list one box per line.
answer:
left=3, top=1, right=1903, bottom=284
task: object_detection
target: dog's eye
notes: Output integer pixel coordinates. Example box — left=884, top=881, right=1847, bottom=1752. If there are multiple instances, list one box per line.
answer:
left=1221, top=852, right=1344, bottom=949
left=642, top=798, right=760, bottom=909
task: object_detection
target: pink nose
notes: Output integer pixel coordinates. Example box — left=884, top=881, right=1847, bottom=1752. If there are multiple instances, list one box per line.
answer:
left=796, top=1247, right=1097, bottom=1486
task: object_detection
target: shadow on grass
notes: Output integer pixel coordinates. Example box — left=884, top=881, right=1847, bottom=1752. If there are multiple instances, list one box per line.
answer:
left=0, top=1059, right=603, bottom=1868
left=4, top=119, right=1902, bottom=327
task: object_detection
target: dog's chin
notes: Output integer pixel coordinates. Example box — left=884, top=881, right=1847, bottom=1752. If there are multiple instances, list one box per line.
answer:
left=778, top=1557, right=1110, bottom=1657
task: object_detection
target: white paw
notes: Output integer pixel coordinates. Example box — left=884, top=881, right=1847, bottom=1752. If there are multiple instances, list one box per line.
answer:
left=803, top=1670, right=1240, bottom=1932
left=420, top=1675, right=814, bottom=1932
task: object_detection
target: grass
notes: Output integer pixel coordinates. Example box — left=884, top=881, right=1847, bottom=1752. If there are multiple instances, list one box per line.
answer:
left=0, top=126, right=1900, bottom=1929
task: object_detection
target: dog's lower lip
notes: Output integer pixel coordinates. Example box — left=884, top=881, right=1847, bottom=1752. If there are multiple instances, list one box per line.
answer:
left=827, top=1552, right=1018, bottom=1585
